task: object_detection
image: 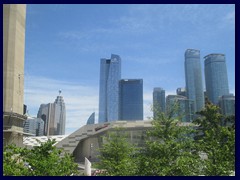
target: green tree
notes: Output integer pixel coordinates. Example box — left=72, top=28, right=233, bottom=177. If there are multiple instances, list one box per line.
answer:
left=3, top=139, right=79, bottom=176
left=96, top=128, right=137, bottom=176
left=3, top=144, right=30, bottom=176
left=136, top=105, right=202, bottom=176
left=193, top=103, right=235, bottom=176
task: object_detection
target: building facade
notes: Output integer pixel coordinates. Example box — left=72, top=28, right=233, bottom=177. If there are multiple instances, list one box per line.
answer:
left=3, top=4, right=27, bottom=146
left=166, top=95, right=194, bottom=122
left=37, top=103, right=50, bottom=135
left=119, top=79, right=143, bottom=121
left=23, top=116, right=44, bottom=136
left=153, top=87, right=166, bottom=118
left=204, top=54, right=229, bottom=104
left=98, top=54, right=121, bottom=123
left=184, top=49, right=204, bottom=113
left=218, top=94, right=235, bottom=116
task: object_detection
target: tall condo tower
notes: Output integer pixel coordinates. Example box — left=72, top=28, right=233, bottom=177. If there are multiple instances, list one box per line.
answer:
left=184, top=49, right=204, bottom=112
left=3, top=4, right=27, bottom=146
left=153, top=87, right=166, bottom=118
left=204, top=54, right=229, bottom=104
left=218, top=94, right=235, bottom=116
left=99, top=54, right=121, bottom=123
left=119, top=79, right=143, bottom=121
left=166, top=95, right=194, bottom=122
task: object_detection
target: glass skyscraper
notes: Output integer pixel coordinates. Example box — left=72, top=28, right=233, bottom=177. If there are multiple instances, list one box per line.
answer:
left=218, top=94, right=235, bottom=116
left=184, top=49, right=204, bottom=112
left=23, top=116, right=44, bottom=136
left=166, top=95, right=194, bottom=122
left=153, top=87, right=165, bottom=118
left=204, top=54, right=229, bottom=104
left=119, top=79, right=143, bottom=120
left=99, top=54, right=121, bottom=123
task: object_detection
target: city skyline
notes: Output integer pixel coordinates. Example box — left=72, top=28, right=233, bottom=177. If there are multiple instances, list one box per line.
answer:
left=23, top=4, right=235, bottom=135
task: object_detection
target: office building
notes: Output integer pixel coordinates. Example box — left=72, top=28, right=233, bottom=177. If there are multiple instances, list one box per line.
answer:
left=3, top=4, right=27, bottom=146
left=37, top=103, right=50, bottom=135
left=204, top=54, right=229, bottom=104
left=184, top=49, right=205, bottom=112
left=153, top=87, right=166, bottom=118
left=166, top=95, right=194, bottom=122
left=99, top=54, right=121, bottom=123
left=23, top=116, right=44, bottom=136
left=37, top=91, right=66, bottom=135
left=54, top=92, right=66, bottom=135
left=218, top=94, right=235, bottom=116
left=119, top=79, right=143, bottom=120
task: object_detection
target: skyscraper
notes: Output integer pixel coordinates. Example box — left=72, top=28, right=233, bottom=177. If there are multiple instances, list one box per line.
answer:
left=119, top=79, right=143, bottom=120
left=184, top=49, right=204, bottom=112
left=23, top=116, right=44, bottom=136
left=166, top=95, right=194, bottom=122
left=54, top=92, right=66, bottom=135
left=218, top=94, right=235, bottom=116
left=37, top=103, right=51, bottom=135
left=153, top=87, right=166, bottom=118
left=99, top=54, right=121, bottom=123
left=3, top=4, right=27, bottom=146
left=204, top=54, right=229, bottom=104
left=37, top=91, right=66, bottom=135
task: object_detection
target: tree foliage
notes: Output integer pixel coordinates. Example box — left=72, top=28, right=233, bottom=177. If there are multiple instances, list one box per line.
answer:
left=95, top=102, right=235, bottom=176
left=193, top=103, right=235, bottom=175
left=3, top=139, right=79, bottom=176
left=136, top=109, right=202, bottom=176
left=96, top=129, right=137, bottom=176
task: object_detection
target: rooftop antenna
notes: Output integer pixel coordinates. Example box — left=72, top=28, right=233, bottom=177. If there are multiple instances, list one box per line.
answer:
left=59, top=89, right=62, bottom=96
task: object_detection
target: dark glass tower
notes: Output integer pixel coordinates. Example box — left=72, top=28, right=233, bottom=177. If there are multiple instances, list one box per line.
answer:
left=184, top=49, right=204, bottom=112
left=98, top=54, right=121, bottom=123
left=119, top=79, right=143, bottom=121
left=204, top=54, right=229, bottom=104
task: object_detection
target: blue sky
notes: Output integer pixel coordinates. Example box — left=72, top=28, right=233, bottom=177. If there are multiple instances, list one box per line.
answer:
left=24, top=4, right=235, bottom=135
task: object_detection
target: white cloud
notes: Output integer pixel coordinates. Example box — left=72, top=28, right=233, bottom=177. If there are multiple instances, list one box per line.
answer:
left=143, top=91, right=153, bottom=120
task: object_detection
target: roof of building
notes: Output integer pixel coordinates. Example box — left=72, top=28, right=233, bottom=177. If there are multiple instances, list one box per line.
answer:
left=23, top=135, right=69, bottom=147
